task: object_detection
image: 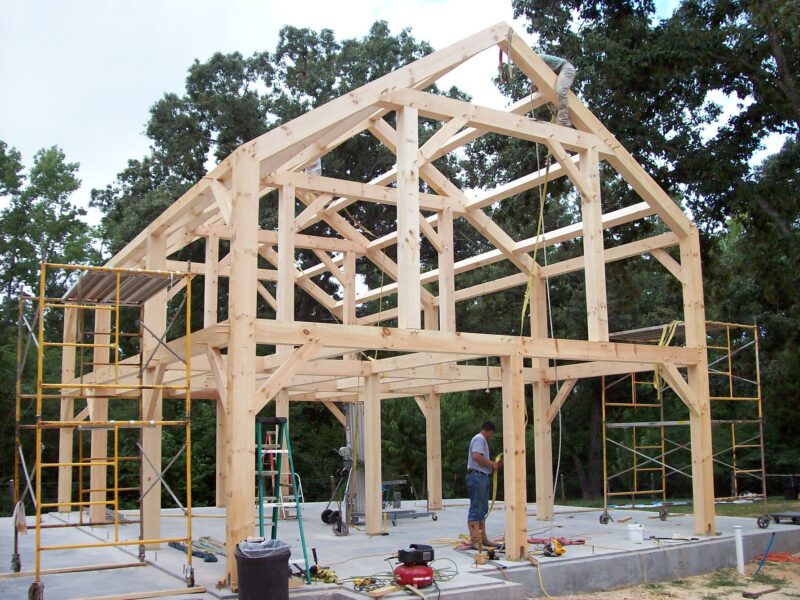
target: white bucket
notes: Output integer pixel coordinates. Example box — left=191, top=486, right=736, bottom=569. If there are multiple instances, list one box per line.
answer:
left=627, top=523, right=644, bottom=543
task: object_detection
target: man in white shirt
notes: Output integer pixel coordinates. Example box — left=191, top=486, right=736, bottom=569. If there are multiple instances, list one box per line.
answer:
left=466, top=421, right=502, bottom=549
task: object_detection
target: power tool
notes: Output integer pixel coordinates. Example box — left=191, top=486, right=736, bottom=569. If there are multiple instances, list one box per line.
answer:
left=394, top=544, right=434, bottom=588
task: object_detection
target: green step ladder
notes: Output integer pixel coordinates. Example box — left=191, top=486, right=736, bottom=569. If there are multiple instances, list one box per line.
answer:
left=256, top=416, right=311, bottom=584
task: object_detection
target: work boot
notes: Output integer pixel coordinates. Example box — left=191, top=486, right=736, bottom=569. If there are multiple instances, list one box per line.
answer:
left=479, top=521, right=497, bottom=549
left=467, top=521, right=482, bottom=550
left=556, top=108, right=573, bottom=128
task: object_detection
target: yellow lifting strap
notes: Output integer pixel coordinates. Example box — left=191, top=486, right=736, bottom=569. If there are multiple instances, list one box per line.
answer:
left=486, top=452, right=504, bottom=517
left=653, top=320, right=681, bottom=393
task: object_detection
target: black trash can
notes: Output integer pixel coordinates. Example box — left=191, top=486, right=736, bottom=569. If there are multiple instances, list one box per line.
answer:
left=235, top=539, right=291, bottom=600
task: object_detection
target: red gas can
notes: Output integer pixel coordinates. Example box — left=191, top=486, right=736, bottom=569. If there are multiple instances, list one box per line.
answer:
left=394, top=563, right=434, bottom=588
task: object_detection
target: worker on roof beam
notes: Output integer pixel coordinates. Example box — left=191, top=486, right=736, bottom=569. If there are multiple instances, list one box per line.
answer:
left=539, top=53, right=576, bottom=128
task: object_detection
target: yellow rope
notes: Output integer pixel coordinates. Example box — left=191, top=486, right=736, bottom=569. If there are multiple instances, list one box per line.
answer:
left=486, top=452, right=504, bottom=517
left=519, top=152, right=551, bottom=335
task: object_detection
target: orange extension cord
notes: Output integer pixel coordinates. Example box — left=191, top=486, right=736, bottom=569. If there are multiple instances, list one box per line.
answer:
left=756, top=552, right=800, bottom=564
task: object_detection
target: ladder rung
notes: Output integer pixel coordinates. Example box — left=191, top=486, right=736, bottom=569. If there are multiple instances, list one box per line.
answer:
left=734, top=469, right=761, bottom=474
left=636, top=445, right=662, bottom=449
left=259, top=470, right=279, bottom=476
left=734, top=444, right=761, bottom=449
left=261, top=444, right=281, bottom=450
left=634, top=467, right=662, bottom=472
left=262, top=449, right=288, bottom=454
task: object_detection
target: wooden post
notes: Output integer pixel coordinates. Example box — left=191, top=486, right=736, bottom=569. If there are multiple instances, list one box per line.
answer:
left=363, top=374, right=382, bottom=534
left=276, top=183, right=296, bottom=422
left=141, top=232, right=167, bottom=545
left=530, top=277, right=554, bottom=521
left=204, top=233, right=227, bottom=508
left=681, top=227, right=716, bottom=535
left=396, top=107, right=421, bottom=329
left=225, top=148, right=260, bottom=586
left=437, top=208, right=456, bottom=332
left=579, top=147, right=609, bottom=341
left=57, top=305, right=78, bottom=512
left=89, top=308, right=110, bottom=523
left=425, top=393, right=443, bottom=510
left=501, top=351, right=528, bottom=560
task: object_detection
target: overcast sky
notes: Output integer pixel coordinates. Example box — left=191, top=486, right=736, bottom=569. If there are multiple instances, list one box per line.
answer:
left=1, top=0, right=686, bottom=224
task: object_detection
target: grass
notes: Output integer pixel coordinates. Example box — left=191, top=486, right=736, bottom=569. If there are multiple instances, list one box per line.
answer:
left=707, top=569, right=741, bottom=588
left=556, top=496, right=800, bottom=519
left=753, top=571, right=787, bottom=587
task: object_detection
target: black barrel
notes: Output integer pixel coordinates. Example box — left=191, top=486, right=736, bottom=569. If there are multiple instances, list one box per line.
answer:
left=235, top=540, right=291, bottom=600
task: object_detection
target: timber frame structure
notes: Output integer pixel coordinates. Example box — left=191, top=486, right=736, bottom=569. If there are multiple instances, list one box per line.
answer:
left=54, top=23, right=718, bottom=585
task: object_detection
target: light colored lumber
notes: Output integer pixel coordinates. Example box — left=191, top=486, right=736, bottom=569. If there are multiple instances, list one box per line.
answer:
left=680, top=227, right=716, bottom=536
left=140, top=231, right=167, bottom=545
left=659, top=361, right=700, bottom=416
left=419, top=213, right=444, bottom=253
left=530, top=277, right=553, bottom=521
left=363, top=374, right=382, bottom=535
left=208, top=177, right=232, bottom=226
left=546, top=379, right=577, bottom=424
left=396, top=106, right=422, bottom=329
left=380, top=88, right=610, bottom=154
left=423, top=393, right=443, bottom=509
left=79, top=587, right=207, bottom=600
left=254, top=341, right=321, bottom=412
left=437, top=208, right=456, bottom=332
left=323, top=401, right=347, bottom=426
left=57, top=305, right=78, bottom=511
left=224, top=149, right=259, bottom=586
left=253, top=320, right=702, bottom=366
left=578, top=146, right=609, bottom=341
left=501, top=351, right=528, bottom=559
left=651, top=248, right=683, bottom=282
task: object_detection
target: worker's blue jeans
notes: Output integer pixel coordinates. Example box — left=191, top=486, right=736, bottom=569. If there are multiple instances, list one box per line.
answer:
left=466, top=471, right=491, bottom=522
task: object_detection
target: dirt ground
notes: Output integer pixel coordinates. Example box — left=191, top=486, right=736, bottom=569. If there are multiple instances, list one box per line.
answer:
left=546, top=557, right=800, bottom=599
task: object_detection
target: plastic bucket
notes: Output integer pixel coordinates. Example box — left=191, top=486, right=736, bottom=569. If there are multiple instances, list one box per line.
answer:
left=627, top=524, right=644, bottom=544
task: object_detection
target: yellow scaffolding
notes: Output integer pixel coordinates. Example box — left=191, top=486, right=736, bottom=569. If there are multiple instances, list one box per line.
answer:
left=600, top=321, right=768, bottom=526
left=14, top=262, right=195, bottom=598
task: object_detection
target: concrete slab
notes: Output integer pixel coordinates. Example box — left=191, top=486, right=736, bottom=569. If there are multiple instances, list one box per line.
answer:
left=1, top=501, right=798, bottom=599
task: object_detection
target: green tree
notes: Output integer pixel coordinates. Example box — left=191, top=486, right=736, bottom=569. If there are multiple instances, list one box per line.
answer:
left=0, top=141, right=98, bottom=513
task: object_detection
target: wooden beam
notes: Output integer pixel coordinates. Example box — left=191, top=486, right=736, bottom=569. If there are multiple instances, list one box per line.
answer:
left=206, top=344, right=227, bottom=508
left=680, top=227, right=716, bottom=536
left=224, top=148, right=259, bottom=587
left=204, top=234, right=219, bottom=327
left=437, top=208, right=456, bottom=332
left=254, top=341, right=322, bottom=412
left=363, top=374, right=382, bottom=535
left=417, top=116, right=468, bottom=166
left=256, top=282, right=278, bottom=311
left=207, top=177, right=232, bottom=226
left=578, top=146, right=608, bottom=341
left=651, top=248, right=683, bottom=282
left=501, top=352, right=528, bottom=560
left=380, top=88, right=610, bottom=154
left=57, top=305, right=78, bottom=511
left=530, top=276, right=553, bottom=521
left=396, top=106, right=422, bottom=329
left=268, top=171, right=459, bottom=214
left=140, top=232, right=167, bottom=543
left=322, top=401, right=347, bottom=427
left=659, top=362, right=699, bottom=417
left=546, top=379, right=577, bottom=424
left=419, top=213, right=444, bottom=253
left=424, top=393, right=443, bottom=510
left=540, top=232, right=680, bottom=278
left=253, top=320, right=702, bottom=366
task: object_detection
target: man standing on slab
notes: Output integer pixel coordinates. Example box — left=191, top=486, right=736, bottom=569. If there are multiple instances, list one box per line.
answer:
left=466, top=421, right=503, bottom=549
